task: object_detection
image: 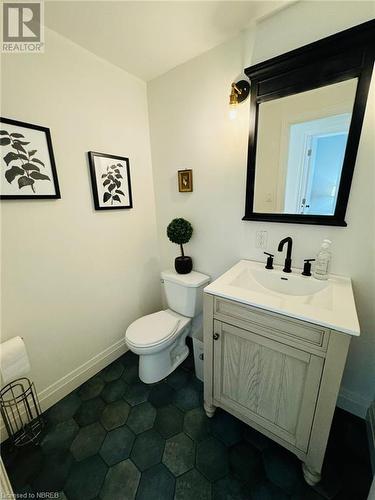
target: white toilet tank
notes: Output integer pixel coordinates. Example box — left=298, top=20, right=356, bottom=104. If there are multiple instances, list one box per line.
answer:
left=161, top=270, right=210, bottom=318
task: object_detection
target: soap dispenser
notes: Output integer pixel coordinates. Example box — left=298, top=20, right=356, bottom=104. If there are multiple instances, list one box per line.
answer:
left=313, top=240, right=332, bottom=280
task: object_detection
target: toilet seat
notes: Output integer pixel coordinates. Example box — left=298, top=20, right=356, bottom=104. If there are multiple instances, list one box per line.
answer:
left=126, top=310, right=183, bottom=348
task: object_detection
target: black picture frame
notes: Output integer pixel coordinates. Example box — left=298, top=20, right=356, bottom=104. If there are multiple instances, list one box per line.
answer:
left=88, top=151, right=133, bottom=211
left=0, top=117, right=60, bottom=200
left=243, top=20, right=375, bottom=226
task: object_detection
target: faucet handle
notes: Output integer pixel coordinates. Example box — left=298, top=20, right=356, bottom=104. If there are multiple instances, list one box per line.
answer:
left=302, top=259, right=315, bottom=277
left=264, top=252, right=274, bottom=270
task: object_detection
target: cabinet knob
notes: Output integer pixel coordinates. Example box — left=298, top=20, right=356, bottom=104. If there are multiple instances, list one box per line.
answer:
left=213, top=333, right=220, bottom=340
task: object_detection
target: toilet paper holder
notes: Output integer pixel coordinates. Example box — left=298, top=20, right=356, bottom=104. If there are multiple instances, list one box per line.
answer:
left=0, top=377, right=45, bottom=447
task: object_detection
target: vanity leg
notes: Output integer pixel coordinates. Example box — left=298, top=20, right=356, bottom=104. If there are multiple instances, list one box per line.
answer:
left=204, top=401, right=216, bottom=418
left=302, top=463, right=321, bottom=486
left=203, top=295, right=216, bottom=419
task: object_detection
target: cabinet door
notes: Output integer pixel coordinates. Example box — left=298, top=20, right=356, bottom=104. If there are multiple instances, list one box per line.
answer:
left=213, top=321, right=324, bottom=452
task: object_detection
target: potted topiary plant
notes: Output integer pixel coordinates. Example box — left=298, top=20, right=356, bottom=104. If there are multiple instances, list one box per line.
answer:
left=167, top=218, right=193, bottom=274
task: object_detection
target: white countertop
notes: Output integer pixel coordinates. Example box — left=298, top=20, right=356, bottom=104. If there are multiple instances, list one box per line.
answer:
left=204, top=260, right=360, bottom=336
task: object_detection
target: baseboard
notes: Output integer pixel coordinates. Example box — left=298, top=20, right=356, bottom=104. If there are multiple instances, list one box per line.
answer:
left=367, top=402, right=375, bottom=475
left=1, top=339, right=128, bottom=442
left=337, top=387, right=372, bottom=419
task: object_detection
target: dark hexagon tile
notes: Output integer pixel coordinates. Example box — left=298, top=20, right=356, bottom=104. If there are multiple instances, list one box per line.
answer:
left=291, top=486, right=324, bottom=500
left=213, top=475, right=251, bottom=500
left=7, top=446, right=43, bottom=491
left=162, top=432, right=195, bottom=477
left=175, top=469, right=211, bottom=500
left=262, top=446, right=305, bottom=495
left=130, top=429, right=165, bottom=471
left=184, top=407, right=211, bottom=442
left=100, top=459, right=140, bottom=500
left=74, top=397, right=105, bottom=427
left=13, top=485, right=34, bottom=497
left=127, top=402, right=156, bottom=434
left=41, top=418, right=79, bottom=454
left=244, top=425, right=273, bottom=452
left=251, top=480, right=290, bottom=500
left=191, top=376, right=204, bottom=394
left=78, top=375, right=105, bottom=401
left=148, top=383, right=175, bottom=408
left=166, top=368, right=191, bottom=390
left=102, top=361, right=124, bottom=382
left=47, top=393, right=81, bottom=424
left=229, top=442, right=264, bottom=485
left=32, top=450, right=73, bottom=492
left=64, top=454, right=107, bottom=500
left=173, top=383, right=202, bottom=411
left=120, top=350, right=138, bottom=368
left=196, top=437, right=229, bottom=481
left=101, top=400, right=130, bottom=431
left=0, top=440, right=17, bottom=469
left=310, top=459, right=345, bottom=500
left=136, top=463, right=175, bottom=500
left=180, top=350, right=195, bottom=372
left=56, top=493, right=68, bottom=500
left=70, top=422, right=106, bottom=461
left=155, top=405, right=184, bottom=438
left=123, top=381, right=150, bottom=406
left=100, top=425, right=135, bottom=466
left=101, top=378, right=127, bottom=403
left=211, top=410, right=244, bottom=447
left=122, top=364, right=141, bottom=385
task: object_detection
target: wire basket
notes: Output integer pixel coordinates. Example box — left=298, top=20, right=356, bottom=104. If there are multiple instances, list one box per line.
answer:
left=0, top=377, right=45, bottom=447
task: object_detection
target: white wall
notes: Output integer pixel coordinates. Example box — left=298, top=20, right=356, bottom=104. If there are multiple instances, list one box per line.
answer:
left=0, top=28, right=161, bottom=407
left=148, top=1, right=375, bottom=417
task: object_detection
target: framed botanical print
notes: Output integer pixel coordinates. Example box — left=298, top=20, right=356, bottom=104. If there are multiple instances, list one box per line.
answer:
left=178, top=169, right=193, bottom=192
left=88, top=151, right=133, bottom=210
left=0, top=117, right=60, bottom=199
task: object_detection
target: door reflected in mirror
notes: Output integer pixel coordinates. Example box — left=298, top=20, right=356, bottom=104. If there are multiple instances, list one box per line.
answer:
left=253, top=79, right=358, bottom=215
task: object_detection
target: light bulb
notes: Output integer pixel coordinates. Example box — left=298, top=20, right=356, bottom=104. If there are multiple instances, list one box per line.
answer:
left=229, top=106, right=237, bottom=120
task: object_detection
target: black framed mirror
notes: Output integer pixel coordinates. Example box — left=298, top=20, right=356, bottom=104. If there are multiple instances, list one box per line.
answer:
left=243, top=20, right=374, bottom=226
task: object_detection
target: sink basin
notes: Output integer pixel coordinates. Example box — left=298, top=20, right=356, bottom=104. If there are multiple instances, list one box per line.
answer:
left=204, top=260, right=360, bottom=335
left=231, top=267, right=328, bottom=296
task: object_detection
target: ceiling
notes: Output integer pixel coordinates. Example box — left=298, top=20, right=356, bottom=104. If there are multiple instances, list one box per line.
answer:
left=45, top=1, right=291, bottom=81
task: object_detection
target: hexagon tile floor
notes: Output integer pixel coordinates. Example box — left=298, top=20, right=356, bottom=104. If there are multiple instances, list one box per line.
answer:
left=2, top=349, right=372, bottom=500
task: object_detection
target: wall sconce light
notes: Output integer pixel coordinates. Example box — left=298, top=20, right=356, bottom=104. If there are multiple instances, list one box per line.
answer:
left=229, top=80, right=250, bottom=120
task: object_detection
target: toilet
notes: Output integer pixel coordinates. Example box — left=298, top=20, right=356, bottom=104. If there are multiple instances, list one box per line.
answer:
left=125, top=269, right=210, bottom=383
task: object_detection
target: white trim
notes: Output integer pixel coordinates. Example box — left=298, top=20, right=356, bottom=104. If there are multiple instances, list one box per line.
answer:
left=337, top=387, right=372, bottom=419
left=1, top=339, right=128, bottom=442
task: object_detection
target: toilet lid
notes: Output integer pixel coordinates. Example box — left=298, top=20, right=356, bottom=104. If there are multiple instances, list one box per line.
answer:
left=126, top=311, right=180, bottom=347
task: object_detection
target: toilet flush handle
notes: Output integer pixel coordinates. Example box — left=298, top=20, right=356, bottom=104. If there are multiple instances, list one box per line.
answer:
left=213, top=333, right=220, bottom=340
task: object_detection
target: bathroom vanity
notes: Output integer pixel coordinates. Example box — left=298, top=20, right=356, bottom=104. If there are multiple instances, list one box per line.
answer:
left=203, top=260, right=360, bottom=485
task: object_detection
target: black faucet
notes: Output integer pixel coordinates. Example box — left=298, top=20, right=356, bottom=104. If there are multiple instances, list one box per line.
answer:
left=278, top=237, right=293, bottom=273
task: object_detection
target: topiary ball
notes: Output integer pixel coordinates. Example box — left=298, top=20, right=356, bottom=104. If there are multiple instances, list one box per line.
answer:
left=167, top=218, right=193, bottom=245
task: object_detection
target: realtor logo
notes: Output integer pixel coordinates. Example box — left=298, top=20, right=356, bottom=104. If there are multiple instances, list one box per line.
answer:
left=2, top=2, right=44, bottom=52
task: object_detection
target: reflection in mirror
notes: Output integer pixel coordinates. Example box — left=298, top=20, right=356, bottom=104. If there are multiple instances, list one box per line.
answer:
left=253, top=79, right=357, bottom=215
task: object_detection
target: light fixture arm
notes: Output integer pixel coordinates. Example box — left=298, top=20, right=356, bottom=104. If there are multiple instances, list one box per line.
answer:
left=229, top=80, right=250, bottom=106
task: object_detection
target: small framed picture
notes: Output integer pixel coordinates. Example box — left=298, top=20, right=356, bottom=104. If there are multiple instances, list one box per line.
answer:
left=88, top=151, right=133, bottom=210
left=0, top=117, right=60, bottom=200
left=178, top=169, right=193, bottom=192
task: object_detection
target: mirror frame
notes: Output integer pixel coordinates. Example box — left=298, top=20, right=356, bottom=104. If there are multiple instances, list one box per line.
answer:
left=243, top=20, right=375, bottom=226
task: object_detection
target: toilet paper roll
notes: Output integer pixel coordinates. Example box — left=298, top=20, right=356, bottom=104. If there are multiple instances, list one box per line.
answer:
left=0, top=336, right=31, bottom=385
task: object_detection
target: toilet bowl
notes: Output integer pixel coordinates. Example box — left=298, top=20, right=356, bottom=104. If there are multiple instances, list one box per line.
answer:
left=125, top=270, right=210, bottom=383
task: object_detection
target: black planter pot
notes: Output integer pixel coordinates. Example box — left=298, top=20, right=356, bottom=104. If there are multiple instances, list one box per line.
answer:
left=175, top=256, right=193, bottom=274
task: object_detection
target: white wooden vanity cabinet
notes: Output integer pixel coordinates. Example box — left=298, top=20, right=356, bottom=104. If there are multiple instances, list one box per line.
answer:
left=203, top=294, right=352, bottom=485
